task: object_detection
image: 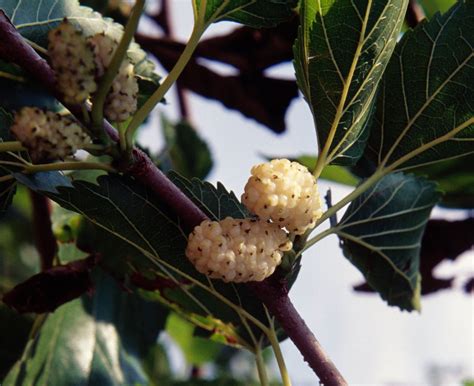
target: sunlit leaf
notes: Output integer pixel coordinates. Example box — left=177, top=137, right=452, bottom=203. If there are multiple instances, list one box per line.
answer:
left=294, top=0, right=408, bottom=166
left=194, top=0, right=297, bottom=28
left=365, top=1, right=474, bottom=171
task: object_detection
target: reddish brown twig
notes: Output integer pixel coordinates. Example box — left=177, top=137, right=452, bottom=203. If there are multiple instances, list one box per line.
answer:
left=0, top=12, right=347, bottom=384
left=249, top=278, right=348, bottom=386
left=406, top=0, right=425, bottom=29
left=29, top=190, right=57, bottom=271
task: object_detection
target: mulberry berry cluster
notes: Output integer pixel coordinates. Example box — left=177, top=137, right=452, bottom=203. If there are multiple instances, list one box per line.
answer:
left=242, top=159, right=323, bottom=235
left=48, top=21, right=97, bottom=104
left=185, top=159, right=323, bottom=283
left=10, top=107, right=90, bottom=162
left=186, top=217, right=292, bottom=283
left=48, top=19, right=138, bottom=122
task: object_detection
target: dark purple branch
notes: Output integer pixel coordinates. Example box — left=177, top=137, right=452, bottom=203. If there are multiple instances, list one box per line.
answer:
left=406, top=0, right=425, bottom=29
left=29, top=190, right=57, bottom=271
left=0, top=14, right=346, bottom=383
left=0, top=11, right=56, bottom=92
left=249, top=278, right=348, bottom=386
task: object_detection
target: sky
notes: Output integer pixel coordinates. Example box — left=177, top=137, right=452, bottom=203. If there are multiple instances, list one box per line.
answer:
left=137, top=2, right=474, bottom=384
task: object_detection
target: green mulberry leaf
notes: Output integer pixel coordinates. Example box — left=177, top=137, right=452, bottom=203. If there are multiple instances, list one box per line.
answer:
left=335, top=172, right=441, bottom=311
left=294, top=0, right=408, bottom=166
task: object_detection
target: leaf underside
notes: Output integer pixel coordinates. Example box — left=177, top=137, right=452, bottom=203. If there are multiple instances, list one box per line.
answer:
left=336, top=172, right=441, bottom=311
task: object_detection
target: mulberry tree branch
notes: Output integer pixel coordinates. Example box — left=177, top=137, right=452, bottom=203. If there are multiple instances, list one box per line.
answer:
left=29, top=191, right=57, bottom=271
left=0, top=12, right=347, bottom=385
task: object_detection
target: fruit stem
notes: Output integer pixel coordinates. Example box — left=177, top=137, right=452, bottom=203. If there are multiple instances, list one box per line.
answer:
left=0, top=141, right=26, bottom=152
left=255, top=342, right=270, bottom=386
left=265, top=313, right=292, bottom=386
left=125, top=23, right=205, bottom=147
left=90, top=0, right=145, bottom=139
left=313, top=168, right=385, bottom=229
left=24, top=161, right=116, bottom=174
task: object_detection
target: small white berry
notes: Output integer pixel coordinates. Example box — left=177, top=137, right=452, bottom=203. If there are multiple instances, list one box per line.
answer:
left=10, top=107, right=91, bottom=162
left=242, top=159, right=323, bottom=235
left=89, top=33, right=138, bottom=122
left=186, top=217, right=292, bottom=283
left=48, top=19, right=97, bottom=104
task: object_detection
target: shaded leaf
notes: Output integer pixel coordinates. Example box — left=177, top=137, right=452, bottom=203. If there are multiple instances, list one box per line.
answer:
left=2, top=256, right=96, bottom=313
left=0, top=305, right=33, bottom=379
left=410, top=153, right=474, bottom=209
left=294, top=0, right=408, bottom=165
left=195, top=0, right=297, bottom=28
left=365, top=1, right=474, bottom=170
left=354, top=218, right=474, bottom=295
left=169, top=171, right=250, bottom=221
left=24, top=173, right=276, bottom=347
left=335, top=172, right=440, bottom=310
left=161, top=117, right=213, bottom=179
left=4, top=270, right=167, bottom=386
left=137, top=34, right=299, bottom=133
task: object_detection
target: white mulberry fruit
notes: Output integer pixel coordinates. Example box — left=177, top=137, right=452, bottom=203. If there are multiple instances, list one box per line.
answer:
left=242, top=159, right=323, bottom=235
left=186, top=217, right=292, bottom=283
left=89, top=33, right=138, bottom=122
left=48, top=19, right=97, bottom=104
left=10, top=107, right=91, bottom=162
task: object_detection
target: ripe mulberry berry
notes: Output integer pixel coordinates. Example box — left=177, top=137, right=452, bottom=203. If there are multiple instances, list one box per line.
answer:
left=48, top=19, right=97, bottom=104
left=89, top=33, right=138, bottom=122
left=10, top=107, right=91, bottom=162
left=186, top=217, right=292, bottom=283
left=242, top=159, right=323, bottom=235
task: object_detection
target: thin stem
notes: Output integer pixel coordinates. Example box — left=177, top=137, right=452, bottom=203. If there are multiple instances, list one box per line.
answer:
left=298, top=227, right=335, bottom=258
left=91, top=0, right=145, bottom=136
left=0, top=174, right=13, bottom=183
left=0, top=160, right=28, bottom=168
left=313, top=168, right=385, bottom=230
left=125, top=24, right=205, bottom=145
left=255, top=342, right=270, bottom=386
left=28, top=313, right=48, bottom=340
left=0, top=141, right=26, bottom=152
left=24, top=38, right=48, bottom=55
left=24, top=161, right=116, bottom=174
left=265, top=313, right=292, bottom=386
